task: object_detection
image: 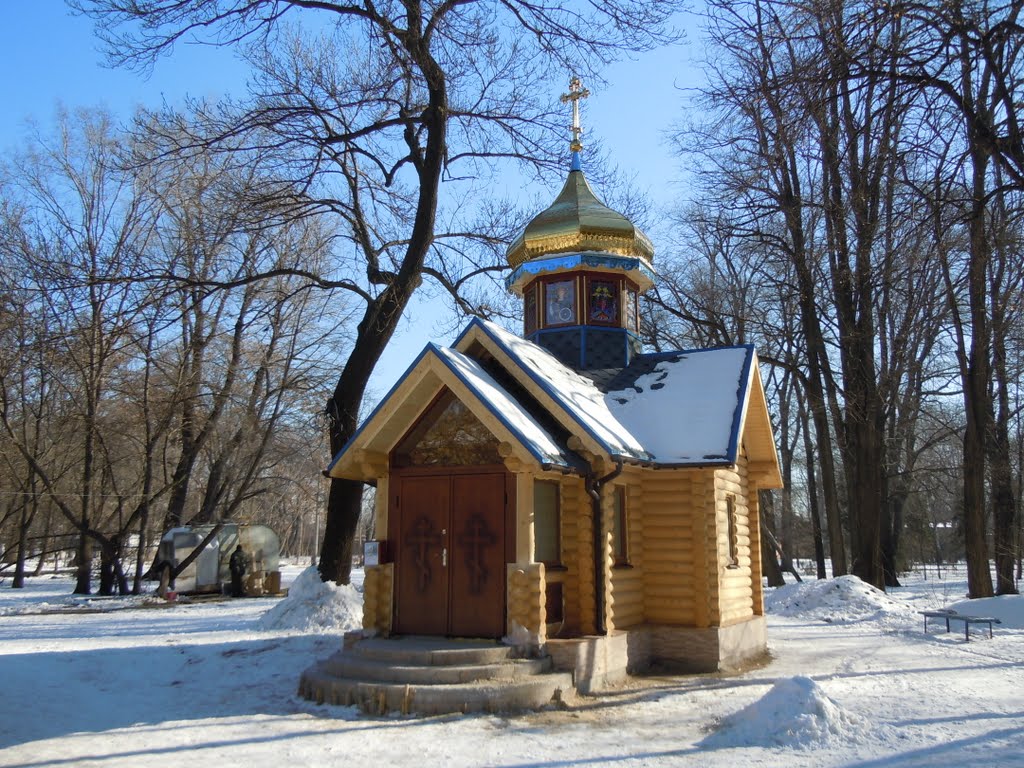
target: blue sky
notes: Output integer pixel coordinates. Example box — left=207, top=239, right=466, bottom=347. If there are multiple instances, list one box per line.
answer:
left=0, top=1, right=704, bottom=401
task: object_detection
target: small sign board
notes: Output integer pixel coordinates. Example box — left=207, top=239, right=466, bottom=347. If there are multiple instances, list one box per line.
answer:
left=363, top=540, right=380, bottom=567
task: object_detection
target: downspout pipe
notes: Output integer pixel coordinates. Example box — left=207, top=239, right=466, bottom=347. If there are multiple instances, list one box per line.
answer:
left=585, top=459, right=624, bottom=636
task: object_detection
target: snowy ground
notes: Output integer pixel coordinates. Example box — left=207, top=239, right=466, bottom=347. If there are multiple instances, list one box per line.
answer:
left=0, top=563, right=1021, bottom=767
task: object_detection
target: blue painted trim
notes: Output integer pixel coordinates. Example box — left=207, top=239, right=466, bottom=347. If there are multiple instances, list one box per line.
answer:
left=725, top=345, right=756, bottom=464
left=324, top=343, right=436, bottom=475
left=504, top=253, right=657, bottom=291
left=452, top=316, right=486, bottom=348
left=570, top=151, right=582, bottom=171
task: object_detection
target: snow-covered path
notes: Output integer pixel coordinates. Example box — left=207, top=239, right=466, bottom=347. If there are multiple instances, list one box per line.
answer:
left=0, top=567, right=1021, bottom=767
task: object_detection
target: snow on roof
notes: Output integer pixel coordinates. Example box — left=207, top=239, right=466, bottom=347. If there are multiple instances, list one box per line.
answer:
left=325, top=340, right=577, bottom=476
left=328, top=319, right=756, bottom=476
left=472, top=321, right=650, bottom=460
left=432, top=345, right=575, bottom=468
left=605, top=346, right=753, bottom=464
left=472, top=320, right=752, bottom=466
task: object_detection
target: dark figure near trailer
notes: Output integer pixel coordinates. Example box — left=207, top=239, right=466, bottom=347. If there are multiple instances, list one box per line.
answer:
left=229, top=545, right=247, bottom=598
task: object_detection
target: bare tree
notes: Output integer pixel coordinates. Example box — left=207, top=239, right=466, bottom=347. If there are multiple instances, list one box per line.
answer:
left=74, top=0, right=688, bottom=584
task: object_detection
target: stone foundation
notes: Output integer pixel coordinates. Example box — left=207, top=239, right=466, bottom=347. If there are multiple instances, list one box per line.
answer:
left=545, top=616, right=767, bottom=692
left=546, top=632, right=638, bottom=694
left=646, top=616, right=768, bottom=673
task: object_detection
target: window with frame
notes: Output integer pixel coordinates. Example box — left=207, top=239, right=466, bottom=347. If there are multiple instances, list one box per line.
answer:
left=611, top=485, right=629, bottom=566
left=726, top=495, right=739, bottom=567
left=588, top=278, right=619, bottom=325
left=534, top=480, right=561, bottom=566
left=392, top=390, right=501, bottom=467
left=544, top=279, right=576, bottom=326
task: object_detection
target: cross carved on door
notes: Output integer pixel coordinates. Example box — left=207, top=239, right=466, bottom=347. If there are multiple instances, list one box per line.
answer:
left=405, top=515, right=443, bottom=593
left=458, top=514, right=497, bottom=594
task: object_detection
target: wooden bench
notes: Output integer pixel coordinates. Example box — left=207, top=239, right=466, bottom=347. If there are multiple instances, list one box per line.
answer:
left=921, top=609, right=1001, bottom=641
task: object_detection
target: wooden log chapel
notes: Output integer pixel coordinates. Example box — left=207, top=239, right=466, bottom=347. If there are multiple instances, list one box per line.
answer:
left=324, top=78, right=783, bottom=693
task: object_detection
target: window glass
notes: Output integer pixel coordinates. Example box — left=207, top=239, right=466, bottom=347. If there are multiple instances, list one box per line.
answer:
left=392, top=390, right=501, bottom=467
left=545, top=280, right=575, bottom=326
left=612, top=486, right=628, bottom=565
left=589, top=279, right=618, bottom=324
left=534, top=480, right=561, bottom=565
left=524, top=283, right=538, bottom=335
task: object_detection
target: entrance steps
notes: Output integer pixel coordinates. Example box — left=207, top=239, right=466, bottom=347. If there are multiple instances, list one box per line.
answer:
left=298, top=634, right=575, bottom=716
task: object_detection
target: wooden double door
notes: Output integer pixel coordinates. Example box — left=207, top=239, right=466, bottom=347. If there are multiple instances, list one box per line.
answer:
left=391, top=471, right=510, bottom=639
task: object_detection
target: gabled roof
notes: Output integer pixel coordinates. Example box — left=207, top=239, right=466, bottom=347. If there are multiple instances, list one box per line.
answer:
left=454, top=320, right=649, bottom=461
left=453, top=319, right=782, bottom=483
left=325, top=343, right=579, bottom=481
left=327, top=318, right=782, bottom=488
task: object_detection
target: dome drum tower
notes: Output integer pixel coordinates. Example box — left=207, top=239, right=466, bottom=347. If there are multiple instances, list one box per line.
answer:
left=505, top=78, right=656, bottom=374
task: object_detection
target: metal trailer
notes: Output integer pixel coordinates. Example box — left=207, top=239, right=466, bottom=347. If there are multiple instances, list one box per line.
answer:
left=156, top=524, right=281, bottom=594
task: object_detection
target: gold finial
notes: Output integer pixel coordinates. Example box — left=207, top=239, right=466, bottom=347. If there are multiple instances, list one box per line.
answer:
left=560, top=76, right=590, bottom=154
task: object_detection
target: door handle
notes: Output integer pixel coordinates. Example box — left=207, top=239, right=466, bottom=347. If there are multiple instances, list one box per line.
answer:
left=442, top=547, right=448, bottom=567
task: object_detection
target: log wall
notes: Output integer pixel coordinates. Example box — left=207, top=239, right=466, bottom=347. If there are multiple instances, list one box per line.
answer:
left=507, top=562, right=546, bottom=649
left=560, top=476, right=592, bottom=634
left=362, top=563, right=394, bottom=635
left=607, top=477, right=644, bottom=630
left=713, top=452, right=757, bottom=625
left=639, top=469, right=702, bottom=626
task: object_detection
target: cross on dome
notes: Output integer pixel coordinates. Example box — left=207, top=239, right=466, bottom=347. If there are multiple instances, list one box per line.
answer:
left=560, top=76, right=590, bottom=156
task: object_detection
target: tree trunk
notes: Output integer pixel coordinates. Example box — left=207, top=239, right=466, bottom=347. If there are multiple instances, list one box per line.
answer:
left=800, top=392, right=828, bottom=580
left=990, top=402, right=1018, bottom=594
left=74, top=532, right=93, bottom=595
left=882, top=488, right=904, bottom=588
left=319, top=32, right=449, bottom=585
left=12, top=504, right=30, bottom=589
left=962, top=143, right=995, bottom=599
left=760, top=493, right=786, bottom=588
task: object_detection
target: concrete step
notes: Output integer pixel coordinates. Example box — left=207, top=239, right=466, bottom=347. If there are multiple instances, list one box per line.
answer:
left=321, top=651, right=552, bottom=684
left=349, top=636, right=513, bottom=667
left=299, top=635, right=577, bottom=716
left=298, top=662, right=575, bottom=716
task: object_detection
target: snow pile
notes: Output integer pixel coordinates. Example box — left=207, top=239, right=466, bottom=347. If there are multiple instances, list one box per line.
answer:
left=948, top=594, right=1024, bottom=629
left=258, top=566, right=362, bottom=632
left=702, top=676, right=876, bottom=749
left=765, top=575, right=916, bottom=624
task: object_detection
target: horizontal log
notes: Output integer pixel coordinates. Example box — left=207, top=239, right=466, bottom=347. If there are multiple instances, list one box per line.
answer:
left=641, top=502, right=691, bottom=512
left=643, top=581, right=700, bottom=593
left=644, top=590, right=692, bottom=604
left=719, top=581, right=753, bottom=594
left=721, top=610, right=755, bottom=624
left=642, top=560, right=696, bottom=573
left=610, top=575, right=644, bottom=590
left=610, top=613, right=644, bottom=629
left=610, top=583, right=644, bottom=599
left=719, top=598, right=754, bottom=612
left=638, top=505, right=696, bottom=518
left=646, top=609, right=696, bottom=624
left=642, top=525, right=693, bottom=539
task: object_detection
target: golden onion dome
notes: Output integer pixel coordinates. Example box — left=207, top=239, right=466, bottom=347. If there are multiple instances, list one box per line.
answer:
left=505, top=165, right=655, bottom=269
